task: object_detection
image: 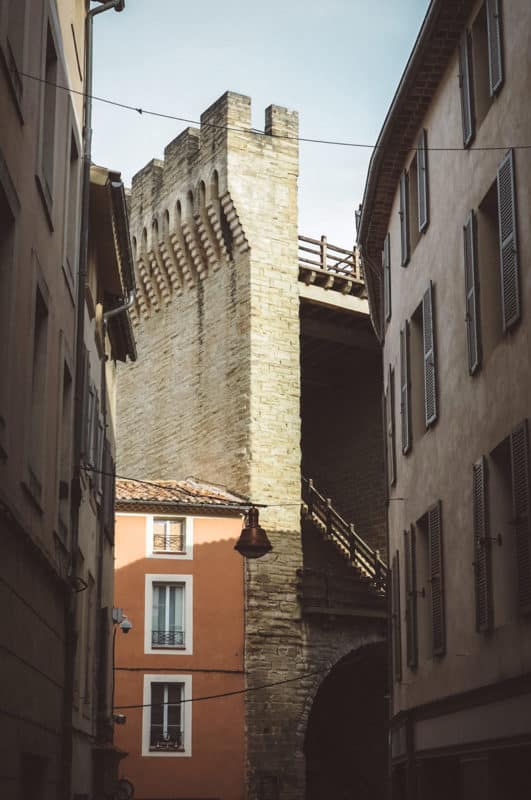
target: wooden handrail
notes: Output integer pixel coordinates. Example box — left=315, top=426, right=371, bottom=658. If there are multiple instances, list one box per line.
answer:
left=302, top=476, right=387, bottom=593
left=298, top=235, right=364, bottom=283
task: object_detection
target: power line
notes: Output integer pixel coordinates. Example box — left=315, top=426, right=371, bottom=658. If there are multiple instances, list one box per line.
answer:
left=81, top=463, right=303, bottom=508
left=19, top=70, right=531, bottom=152
left=113, top=667, right=328, bottom=711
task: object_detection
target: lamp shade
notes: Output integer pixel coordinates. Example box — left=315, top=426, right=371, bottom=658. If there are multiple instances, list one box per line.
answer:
left=234, top=507, right=272, bottom=559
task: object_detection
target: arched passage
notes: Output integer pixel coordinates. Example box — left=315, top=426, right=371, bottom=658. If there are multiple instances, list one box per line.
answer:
left=304, top=641, right=388, bottom=800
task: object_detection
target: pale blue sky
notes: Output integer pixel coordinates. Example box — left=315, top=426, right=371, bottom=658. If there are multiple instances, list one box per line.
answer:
left=92, top=0, right=429, bottom=248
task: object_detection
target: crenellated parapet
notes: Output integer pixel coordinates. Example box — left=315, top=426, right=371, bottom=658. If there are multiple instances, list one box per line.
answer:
left=127, top=92, right=298, bottom=324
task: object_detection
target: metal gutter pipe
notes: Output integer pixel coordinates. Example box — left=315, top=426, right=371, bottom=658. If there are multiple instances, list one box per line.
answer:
left=63, top=4, right=125, bottom=800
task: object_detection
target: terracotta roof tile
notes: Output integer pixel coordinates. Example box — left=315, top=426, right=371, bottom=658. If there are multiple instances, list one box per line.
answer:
left=115, top=477, right=248, bottom=507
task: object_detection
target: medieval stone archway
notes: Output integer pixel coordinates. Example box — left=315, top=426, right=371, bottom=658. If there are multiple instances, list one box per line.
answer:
left=304, top=641, right=388, bottom=800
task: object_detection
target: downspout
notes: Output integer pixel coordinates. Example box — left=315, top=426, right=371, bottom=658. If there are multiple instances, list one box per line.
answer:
left=64, top=4, right=125, bottom=800
left=103, top=289, right=136, bottom=323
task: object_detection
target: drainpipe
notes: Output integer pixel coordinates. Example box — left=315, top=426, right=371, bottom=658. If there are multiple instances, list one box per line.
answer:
left=64, top=4, right=126, bottom=800
left=103, top=290, right=136, bottom=324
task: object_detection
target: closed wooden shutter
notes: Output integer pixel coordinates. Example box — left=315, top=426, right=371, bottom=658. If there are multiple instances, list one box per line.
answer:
left=510, top=421, right=531, bottom=613
left=486, top=0, right=504, bottom=96
left=404, top=527, right=418, bottom=668
left=79, top=349, right=90, bottom=459
left=392, top=551, right=402, bottom=681
left=497, top=150, right=520, bottom=330
left=383, top=233, right=391, bottom=322
left=102, top=440, right=116, bottom=543
left=399, top=172, right=410, bottom=267
left=473, top=457, right=492, bottom=631
left=417, top=129, right=429, bottom=233
left=423, top=282, right=437, bottom=427
left=386, top=365, right=396, bottom=487
left=459, top=30, right=475, bottom=147
left=428, top=501, right=445, bottom=656
left=463, top=211, right=481, bottom=374
left=400, top=323, right=411, bottom=454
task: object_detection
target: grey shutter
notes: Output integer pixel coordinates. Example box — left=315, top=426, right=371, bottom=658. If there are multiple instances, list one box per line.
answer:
left=383, top=233, right=391, bottom=322
left=459, top=30, right=475, bottom=147
left=510, top=421, right=531, bottom=613
left=103, top=440, right=115, bottom=543
left=463, top=211, right=481, bottom=374
left=392, top=551, right=402, bottom=681
left=399, top=172, right=410, bottom=266
left=386, top=365, right=396, bottom=487
left=405, top=527, right=418, bottom=668
left=80, top=350, right=90, bottom=459
left=473, top=457, right=492, bottom=631
left=400, top=323, right=411, bottom=454
left=497, top=150, right=520, bottom=330
left=428, top=501, right=445, bottom=656
left=423, top=282, right=437, bottom=427
left=486, top=0, right=504, bottom=96
left=417, top=129, right=429, bottom=233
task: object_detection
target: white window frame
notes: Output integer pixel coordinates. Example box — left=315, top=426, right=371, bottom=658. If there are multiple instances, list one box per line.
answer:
left=142, top=673, right=192, bottom=757
left=144, top=574, right=193, bottom=656
left=146, top=515, right=194, bottom=560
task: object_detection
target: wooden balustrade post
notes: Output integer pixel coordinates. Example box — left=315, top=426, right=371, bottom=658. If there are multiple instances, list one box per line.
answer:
left=326, top=498, right=332, bottom=537
left=320, top=235, right=327, bottom=271
left=375, top=549, right=381, bottom=588
left=349, top=523, right=357, bottom=564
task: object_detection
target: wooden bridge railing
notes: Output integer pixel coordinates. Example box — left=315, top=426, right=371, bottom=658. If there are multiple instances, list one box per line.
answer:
left=298, top=235, right=364, bottom=283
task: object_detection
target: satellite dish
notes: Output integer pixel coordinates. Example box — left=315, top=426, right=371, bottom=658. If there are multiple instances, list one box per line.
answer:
left=116, top=779, right=134, bottom=800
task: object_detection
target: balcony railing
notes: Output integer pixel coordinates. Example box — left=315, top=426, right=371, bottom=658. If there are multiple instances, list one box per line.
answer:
left=150, top=728, right=183, bottom=751
left=298, top=235, right=365, bottom=296
left=151, top=629, right=185, bottom=647
left=152, top=532, right=185, bottom=553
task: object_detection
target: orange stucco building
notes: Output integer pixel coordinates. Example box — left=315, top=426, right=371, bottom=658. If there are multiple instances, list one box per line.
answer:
left=113, top=477, right=247, bottom=800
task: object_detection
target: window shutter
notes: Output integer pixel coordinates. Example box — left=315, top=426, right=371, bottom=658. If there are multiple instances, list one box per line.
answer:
left=497, top=150, right=520, bottom=331
left=103, top=440, right=115, bottom=543
left=473, top=457, right=492, bottom=631
left=463, top=211, right=481, bottom=374
left=399, top=172, right=410, bottom=266
left=404, top=527, right=418, bottom=668
left=459, top=30, right=475, bottom=147
left=417, top=129, right=429, bottom=233
left=392, top=551, right=402, bottom=681
left=486, top=0, right=504, bottom=96
left=510, top=420, right=531, bottom=613
left=80, top=349, right=90, bottom=459
left=386, top=365, right=396, bottom=487
left=400, top=323, right=411, bottom=454
left=383, top=233, right=391, bottom=322
left=423, top=282, right=437, bottom=427
left=428, top=501, right=445, bottom=656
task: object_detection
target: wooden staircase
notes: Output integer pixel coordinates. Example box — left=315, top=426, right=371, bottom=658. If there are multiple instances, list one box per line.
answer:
left=301, top=476, right=387, bottom=597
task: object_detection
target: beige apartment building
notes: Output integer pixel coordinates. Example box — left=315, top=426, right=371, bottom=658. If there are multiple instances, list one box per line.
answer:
left=0, top=2, right=135, bottom=799
left=358, top=0, right=531, bottom=797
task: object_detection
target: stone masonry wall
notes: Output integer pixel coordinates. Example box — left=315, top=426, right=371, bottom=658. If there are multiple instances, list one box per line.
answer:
left=116, top=91, right=385, bottom=799
left=116, top=93, right=306, bottom=798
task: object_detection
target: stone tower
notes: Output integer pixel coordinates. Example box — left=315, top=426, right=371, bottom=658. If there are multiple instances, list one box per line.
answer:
left=117, top=91, right=387, bottom=799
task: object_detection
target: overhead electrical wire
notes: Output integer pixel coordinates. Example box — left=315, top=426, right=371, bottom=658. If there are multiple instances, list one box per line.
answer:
left=113, top=667, right=329, bottom=711
left=18, top=70, right=531, bottom=152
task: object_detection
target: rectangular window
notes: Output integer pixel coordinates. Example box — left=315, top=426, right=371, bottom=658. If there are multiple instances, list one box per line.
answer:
left=421, top=501, right=445, bottom=657
left=142, top=674, right=192, bottom=757
left=404, top=527, right=418, bottom=668
left=64, top=130, right=80, bottom=287
left=399, top=171, right=410, bottom=266
left=400, top=322, right=411, bottom=454
left=0, top=178, right=16, bottom=449
left=384, top=365, right=396, bottom=488
left=58, top=359, right=73, bottom=538
left=145, top=574, right=193, bottom=655
left=84, top=574, right=95, bottom=710
left=391, top=551, right=402, bottom=682
left=473, top=456, right=493, bottom=631
left=383, top=233, right=391, bottom=322
left=463, top=210, right=481, bottom=374
left=409, top=283, right=438, bottom=440
left=152, top=583, right=185, bottom=648
left=39, top=24, right=58, bottom=215
left=28, top=286, right=49, bottom=500
left=153, top=518, right=186, bottom=554
left=147, top=515, right=193, bottom=559
left=417, top=129, right=429, bottom=233
left=5, top=0, right=26, bottom=102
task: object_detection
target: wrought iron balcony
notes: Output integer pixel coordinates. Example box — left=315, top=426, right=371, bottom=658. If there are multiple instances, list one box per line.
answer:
left=151, top=629, right=185, bottom=647
left=150, top=729, right=183, bottom=751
